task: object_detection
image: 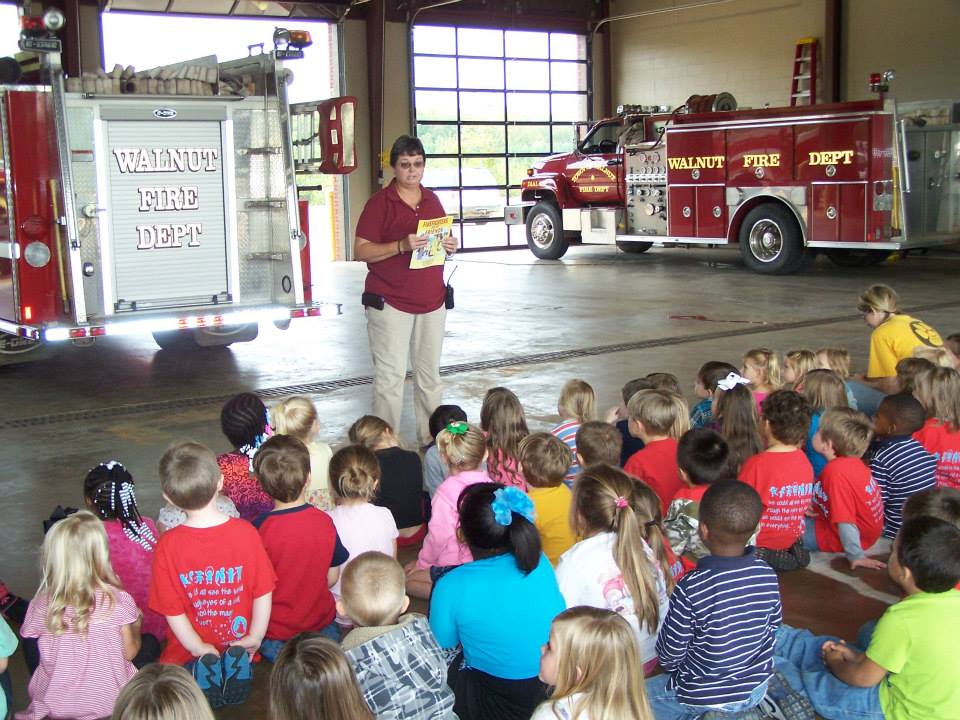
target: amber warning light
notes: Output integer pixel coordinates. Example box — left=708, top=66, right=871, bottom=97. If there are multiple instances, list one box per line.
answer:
left=273, top=28, right=312, bottom=59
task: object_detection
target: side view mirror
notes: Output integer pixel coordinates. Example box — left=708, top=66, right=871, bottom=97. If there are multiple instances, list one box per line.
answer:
left=317, top=96, right=357, bottom=174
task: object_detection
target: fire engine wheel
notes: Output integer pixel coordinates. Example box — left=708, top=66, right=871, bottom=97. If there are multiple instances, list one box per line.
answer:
left=616, top=241, right=654, bottom=254
left=825, top=249, right=893, bottom=268
left=152, top=324, right=259, bottom=351
left=526, top=202, right=569, bottom=260
left=0, top=333, right=45, bottom=366
left=738, top=204, right=806, bottom=275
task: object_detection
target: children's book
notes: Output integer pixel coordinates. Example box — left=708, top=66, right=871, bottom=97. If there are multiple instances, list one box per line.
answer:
left=409, top=216, right=453, bottom=270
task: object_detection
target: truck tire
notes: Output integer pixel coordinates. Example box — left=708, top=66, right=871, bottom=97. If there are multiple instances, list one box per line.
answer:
left=826, top=249, right=892, bottom=268
left=738, top=204, right=807, bottom=274
left=616, top=241, right=653, bottom=254
left=152, top=330, right=197, bottom=352
left=526, top=202, right=568, bottom=259
left=152, top=323, right=259, bottom=351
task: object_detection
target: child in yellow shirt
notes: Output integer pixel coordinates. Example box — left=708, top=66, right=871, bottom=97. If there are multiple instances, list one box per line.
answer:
left=519, top=433, right=577, bottom=565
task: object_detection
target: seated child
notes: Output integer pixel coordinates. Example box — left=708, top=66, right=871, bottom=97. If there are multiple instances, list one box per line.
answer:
left=870, top=393, right=937, bottom=538
left=217, top=392, right=275, bottom=521
left=149, top=442, right=276, bottom=709
left=481, top=387, right=529, bottom=489
left=774, top=515, right=960, bottom=720
left=624, top=389, right=690, bottom=514
left=611, top=378, right=652, bottom=466
left=340, top=552, right=456, bottom=718
left=327, top=445, right=399, bottom=623
left=783, top=349, right=817, bottom=391
left=532, top=607, right=653, bottom=720
left=83, top=462, right=165, bottom=661
left=423, top=404, right=468, bottom=498
left=349, top=415, right=426, bottom=545
left=815, top=346, right=860, bottom=410
left=690, top=361, right=738, bottom=429
left=912, top=366, right=960, bottom=490
left=406, top=423, right=489, bottom=599
left=270, top=634, right=375, bottom=720
left=644, top=372, right=682, bottom=394
left=806, top=408, right=885, bottom=570
left=112, top=664, right=214, bottom=720
left=800, top=369, right=850, bottom=479
left=252, top=435, right=349, bottom=660
left=633, top=480, right=684, bottom=586
left=271, top=396, right=334, bottom=511
left=664, top=428, right=734, bottom=566
left=739, top=390, right=815, bottom=571
left=647, top=481, right=784, bottom=717
left=575, top=420, right=623, bottom=467
left=550, top=379, right=597, bottom=486
left=742, top=347, right=782, bottom=411
left=19, top=512, right=141, bottom=720
left=895, top=357, right=934, bottom=394
left=519, top=433, right=576, bottom=565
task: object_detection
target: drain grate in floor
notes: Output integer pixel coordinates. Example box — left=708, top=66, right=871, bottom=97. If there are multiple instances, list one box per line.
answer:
left=4, top=300, right=958, bottom=430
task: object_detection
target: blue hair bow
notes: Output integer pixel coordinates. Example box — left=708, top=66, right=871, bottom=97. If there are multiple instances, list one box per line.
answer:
left=491, top=486, right=535, bottom=526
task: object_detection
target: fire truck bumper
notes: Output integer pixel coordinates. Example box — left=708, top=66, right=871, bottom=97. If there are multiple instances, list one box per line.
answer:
left=504, top=203, right=534, bottom=225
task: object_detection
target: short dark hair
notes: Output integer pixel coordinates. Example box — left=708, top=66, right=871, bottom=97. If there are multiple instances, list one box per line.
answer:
left=620, top=378, right=653, bottom=406
left=458, top=483, right=541, bottom=574
left=877, top=393, right=928, bottom=435
left=389, top=135, right=425, bottom=167
left=698, top=361, right=739, bottom=392
left=644, top=372, right=681, bottom=395
left=429, top=404, right=467, bottom=441
left=762, top=390, right=813, bottom=446
left=897, top=516, right=960, bottom=592
left=576, top=421, right=622, bottom=466
left=677, top=429, right=732, bottom=485
left=903, top=487, right=960, bottom=527
left=699, top=480, right=762, bottom=545
left=254, top=434, right=311, bottom=503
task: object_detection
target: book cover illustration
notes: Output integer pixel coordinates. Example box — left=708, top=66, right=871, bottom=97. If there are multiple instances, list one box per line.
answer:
left=409, top=215, right=453, bottom=270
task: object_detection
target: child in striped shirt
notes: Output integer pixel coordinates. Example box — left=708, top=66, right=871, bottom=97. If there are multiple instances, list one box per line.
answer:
left=550, top=379, right=597, bottom=487
left=870, top=393, right=937, bottom=539
left=647, top=480, right=784, bottom=717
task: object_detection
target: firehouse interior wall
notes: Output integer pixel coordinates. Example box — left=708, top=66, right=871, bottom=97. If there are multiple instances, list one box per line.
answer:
left=609, top=0, right=960, bottom=112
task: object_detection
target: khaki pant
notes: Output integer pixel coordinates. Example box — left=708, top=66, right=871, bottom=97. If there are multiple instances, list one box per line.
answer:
left=365, top=302, right=446, bottom=446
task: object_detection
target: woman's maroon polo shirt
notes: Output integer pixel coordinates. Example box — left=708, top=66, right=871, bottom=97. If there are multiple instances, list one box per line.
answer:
left=355, top=180, right=447, bottom=314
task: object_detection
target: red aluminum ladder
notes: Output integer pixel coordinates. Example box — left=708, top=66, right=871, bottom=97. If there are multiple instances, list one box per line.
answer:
left=790, top=37, right=818, bottom=106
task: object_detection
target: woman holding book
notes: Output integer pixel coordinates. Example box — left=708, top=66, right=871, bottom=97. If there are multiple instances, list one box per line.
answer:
left=354, top=134, right=457, bottom=447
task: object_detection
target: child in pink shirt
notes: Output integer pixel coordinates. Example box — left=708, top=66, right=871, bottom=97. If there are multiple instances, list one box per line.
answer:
left=406, top=422, right=489, bottom=599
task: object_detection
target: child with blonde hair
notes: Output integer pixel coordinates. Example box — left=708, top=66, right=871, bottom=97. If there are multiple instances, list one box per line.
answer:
left=714, top=379, right=763, bottom=474
left=912, top=366, right=960, bottom=490
left=269, top=634, right=375, bottom=720
left=406, top=422, right=489, bottom=598
left=532, top=606, right=653, bottom=720
left=783, top=349, right=817, bottom=390
left=327, top=445, right=399, bottom=622
left=519, top=432, right=576, bottom=566
left=742, top=348, right=782, bottom=408
left=271, top=396, right=333, bottom=510
left=550, top=379, right=597, bottom=485
left=800, top=369, right=850, bottom=478
left=349, top=415, right=426, bottom=545
left=20, top=511, right=141, bottom=720
left=896, top=356, right=935, bottom=393
left=913, top=345, right=954, bottom=367
left=112, top=664, right=214, bottom=720
left=632, top=481, right=682, bottom=586
left=480, top=387, right=529, bottom=489
left=624, top=389, right=690, bottom=514
left=815, top=347, right=860, bottom=410
left=555, top=465, right=670, bottom=672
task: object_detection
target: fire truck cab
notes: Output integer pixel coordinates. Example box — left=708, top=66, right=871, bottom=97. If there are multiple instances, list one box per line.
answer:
left=1, top=12, right=355, bottom=364
left=505, top=89, right=960, bottom=274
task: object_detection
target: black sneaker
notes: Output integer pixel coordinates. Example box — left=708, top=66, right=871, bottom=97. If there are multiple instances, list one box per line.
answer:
left=757, top=671, right=815, bottom=720
left=755, top=546, right=801, bottom=571
left=192, top=653, right=225, bottom=710
left=221, top=645, right=253, bottom=705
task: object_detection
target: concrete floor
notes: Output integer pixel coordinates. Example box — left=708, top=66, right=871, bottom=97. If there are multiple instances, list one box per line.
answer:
left=2, top=243, right=959, bottom=716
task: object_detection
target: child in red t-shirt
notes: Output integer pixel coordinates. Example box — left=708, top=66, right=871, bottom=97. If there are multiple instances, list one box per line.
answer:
left=739, top=390, right=815, bottom=571
left=149, top=442, right=276, bottom=710
left=664, top=428, right=736, bottom=569
left=806, top=408, right=886, bottom=570
left=913, top=366, right=960, bottom=490
left=251, top=435, right=348, bottom=662
left=624, top=389, right=690, bottom=514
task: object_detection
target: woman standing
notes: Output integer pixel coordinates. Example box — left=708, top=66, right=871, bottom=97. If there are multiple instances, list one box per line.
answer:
left=354, top=136, right=457, bottom=446
left=854, top=285, right=943, bottom=406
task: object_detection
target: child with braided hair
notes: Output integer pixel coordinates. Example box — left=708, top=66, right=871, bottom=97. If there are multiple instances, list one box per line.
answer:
left=84, top=462, right=165, bottom=661
left=218, top=392, right=275, bottom=521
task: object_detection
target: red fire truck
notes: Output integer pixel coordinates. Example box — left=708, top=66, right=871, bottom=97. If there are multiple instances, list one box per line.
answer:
left=505, top=83, right=960, bottom=274
left=1, top=10, right=355, bottom=364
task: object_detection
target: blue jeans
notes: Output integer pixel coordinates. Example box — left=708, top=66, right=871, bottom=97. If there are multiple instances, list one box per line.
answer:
left=773, top=625, right=883, bottom=720
left=802, top=517, right=819, bottom=551
left=646, top=673, right=767, bottom=719
left=260, top=620, right=340, bottom=663
left=846, top=380, right=885, bottom=419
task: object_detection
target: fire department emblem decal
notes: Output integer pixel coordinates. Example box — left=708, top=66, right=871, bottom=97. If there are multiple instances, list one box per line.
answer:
left=153, top=107, right=177, bottom=119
